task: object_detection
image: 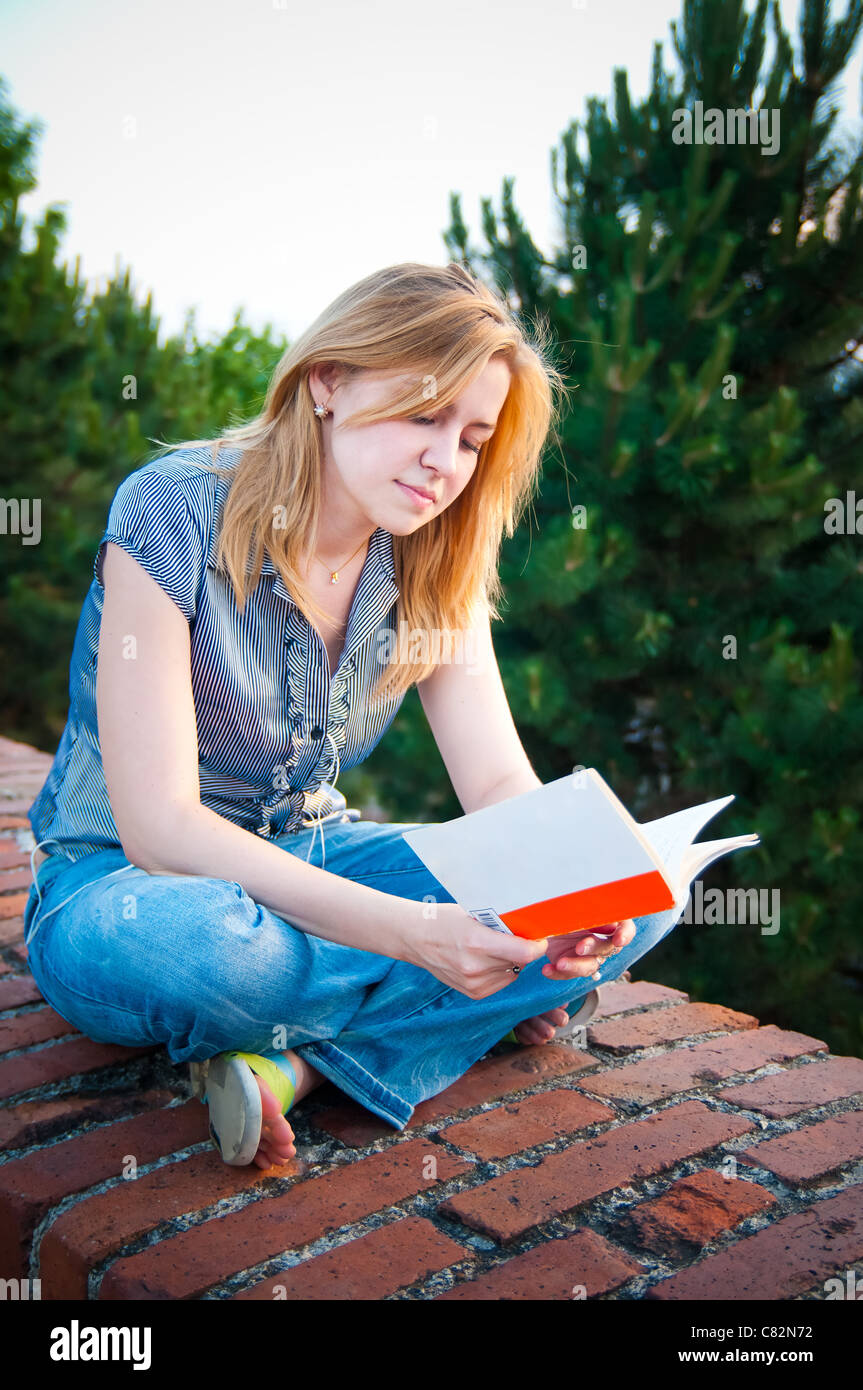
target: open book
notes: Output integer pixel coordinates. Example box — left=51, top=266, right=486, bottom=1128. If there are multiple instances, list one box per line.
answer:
left=401, top=768, right=760, bottom=940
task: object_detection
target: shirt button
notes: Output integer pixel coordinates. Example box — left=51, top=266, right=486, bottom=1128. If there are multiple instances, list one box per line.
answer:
left=310, top=725, right=324, bottom=739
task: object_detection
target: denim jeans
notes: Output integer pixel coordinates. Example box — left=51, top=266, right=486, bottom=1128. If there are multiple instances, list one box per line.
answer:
left=22, top=819, right=689, bottom=1130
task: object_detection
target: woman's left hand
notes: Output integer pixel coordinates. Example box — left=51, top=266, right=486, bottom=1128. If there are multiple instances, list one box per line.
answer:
left=541, top=918, right=636, bottom=982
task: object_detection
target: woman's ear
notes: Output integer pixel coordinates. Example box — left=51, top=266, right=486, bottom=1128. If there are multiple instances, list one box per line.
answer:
left=308, top=362, right=344, bottom=402
left=307, top=363, right=328, bottom=401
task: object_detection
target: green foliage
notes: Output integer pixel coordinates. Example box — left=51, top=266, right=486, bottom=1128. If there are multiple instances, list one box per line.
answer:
left=368, top=0, right=863, bottom=1054
left=0, top=74, right=287, bottom=742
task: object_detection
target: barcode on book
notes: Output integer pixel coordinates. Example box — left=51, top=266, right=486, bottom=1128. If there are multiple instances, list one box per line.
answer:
left=468, top=907, right=513, bottom=935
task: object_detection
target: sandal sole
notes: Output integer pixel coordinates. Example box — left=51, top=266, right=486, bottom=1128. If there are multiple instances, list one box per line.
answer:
left=552, top=986, right=601, bottom=1040
left=203, top=1054, right=263, bottom=1166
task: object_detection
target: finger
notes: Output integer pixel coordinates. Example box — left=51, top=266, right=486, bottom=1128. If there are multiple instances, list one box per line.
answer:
left=497, top=935, right=549, bottom=969
left=615, top=918, right=637, bottom=945
left=542, top=957, right=599, bottom=981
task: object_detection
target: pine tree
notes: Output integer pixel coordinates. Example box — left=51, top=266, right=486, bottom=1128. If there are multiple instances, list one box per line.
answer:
left=0, top=76, right=286, bottom=743
left=373, top=0, right=863, bottom=1052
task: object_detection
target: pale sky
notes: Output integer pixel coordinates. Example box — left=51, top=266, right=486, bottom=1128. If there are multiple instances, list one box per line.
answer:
left=3, top=0, right=861, bottom=346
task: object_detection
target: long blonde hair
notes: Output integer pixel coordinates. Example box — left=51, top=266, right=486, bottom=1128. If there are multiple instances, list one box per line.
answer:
left=148, top=261, right=567, bottom=703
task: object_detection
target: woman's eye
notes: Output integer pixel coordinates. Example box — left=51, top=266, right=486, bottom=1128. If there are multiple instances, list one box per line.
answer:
left=411, top=417, right=481, bottom=455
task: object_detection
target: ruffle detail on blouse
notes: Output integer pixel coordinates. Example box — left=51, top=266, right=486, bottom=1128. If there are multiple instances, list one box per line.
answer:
left=283, top=622, right=357, bottom=822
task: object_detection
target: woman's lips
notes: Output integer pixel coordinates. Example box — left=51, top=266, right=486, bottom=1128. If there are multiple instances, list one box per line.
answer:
left=396, top=481, right=436, bottom=507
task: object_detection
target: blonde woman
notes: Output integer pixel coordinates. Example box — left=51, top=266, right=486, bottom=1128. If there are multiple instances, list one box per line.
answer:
left=25, top=262, right=679, bottom=1171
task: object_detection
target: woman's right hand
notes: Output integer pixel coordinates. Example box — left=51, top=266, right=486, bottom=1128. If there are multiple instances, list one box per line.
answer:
left=403, top=901, right=553, bottom=999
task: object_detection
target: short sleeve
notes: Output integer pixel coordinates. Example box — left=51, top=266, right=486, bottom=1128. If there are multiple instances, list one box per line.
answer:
left=93, top=467, right=207, bottom=624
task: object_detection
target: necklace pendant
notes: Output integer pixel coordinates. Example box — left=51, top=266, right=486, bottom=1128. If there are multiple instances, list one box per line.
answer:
left=330, top=571, right=339, bottom=584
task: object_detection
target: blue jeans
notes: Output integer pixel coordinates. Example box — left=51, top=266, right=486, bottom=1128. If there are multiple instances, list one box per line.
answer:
left=22, top=819, right=689, bottom=1130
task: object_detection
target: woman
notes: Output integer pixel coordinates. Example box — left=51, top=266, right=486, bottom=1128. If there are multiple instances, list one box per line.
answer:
left=24, top=261, right=683, bottom=1171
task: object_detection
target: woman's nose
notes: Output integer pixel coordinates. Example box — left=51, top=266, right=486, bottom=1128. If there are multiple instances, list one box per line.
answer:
left=421, top=439, right=460, bottom=476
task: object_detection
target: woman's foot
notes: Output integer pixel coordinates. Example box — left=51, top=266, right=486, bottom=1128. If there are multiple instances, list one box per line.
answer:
left=250, top=1050, right=325, bottom=1171
left=512, top=1006, right=570, bottom=1045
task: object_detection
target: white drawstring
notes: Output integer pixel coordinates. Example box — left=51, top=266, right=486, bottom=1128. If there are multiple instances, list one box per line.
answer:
left=303, top=730, right=341, bottom=869
left=26, top=837, right=136, bottom=948
left=29, top=837, right=70, bottom=910
left=29, top=730, right=347, bottom=939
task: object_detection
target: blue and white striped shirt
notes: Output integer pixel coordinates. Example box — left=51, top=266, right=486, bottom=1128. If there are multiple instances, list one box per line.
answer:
left=28, top=446, right=406, bottom=865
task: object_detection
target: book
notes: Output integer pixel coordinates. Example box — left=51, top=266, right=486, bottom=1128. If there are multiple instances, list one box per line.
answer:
left=401, top=768, right=760, bottom=941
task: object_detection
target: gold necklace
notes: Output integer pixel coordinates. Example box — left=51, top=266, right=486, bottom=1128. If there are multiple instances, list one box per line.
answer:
left=313, top=534, right=371, bottom=585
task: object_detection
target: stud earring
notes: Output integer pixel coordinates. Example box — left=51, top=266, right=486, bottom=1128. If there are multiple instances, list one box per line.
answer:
left=313, top=402, right=329, bottom=419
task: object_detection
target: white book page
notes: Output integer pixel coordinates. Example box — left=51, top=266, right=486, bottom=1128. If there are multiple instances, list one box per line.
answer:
left=401, top=771, right=660, bottom=914
left=679, top=834, right=761, bottom=891
left=638, top=796, right=735, bottom=881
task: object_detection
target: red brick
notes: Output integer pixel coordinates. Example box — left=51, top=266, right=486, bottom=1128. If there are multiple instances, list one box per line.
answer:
left=99, top=1138, right=471, bottom=1300
left=0, top=1006, right=79, bottom=1053
left=736, top=1110, right=863, bottom=1183
left=588, top=1003, right=758, bottom=1054
left=0, top=1099, right=207, bottom=1278
left=0, top=846, right=30, bottom=870
left=0, top=868, right=33, bottom=893
left=41, top=1149, right=272, bottom=1300
left=310, top=1044, right=600, bottom=1146
left=0, top=1036, right=155, bottom=1102
left=233, top=1216, right=470, bottom=1300
left=0, top=781, right=46, bottom=799
left=0, top=733, right=49, bottom=761
left=0, top=914, right=25, bottom=946
left=441, top=1089, right=615, bottom=1160
left=599, top=978, right=689, bottom=1012
left=0, top=974, right=44, bottom=1009
left=10, top=943, right=28, bottom=965
left=612, top=1170, right=776, bottom=1259
left=0, top=894, right=27, bottom=921
left=0, top=1088, right=175, bottom=1152
left=647, top=1186, right=863, bottom=1299
left=0, top=960, right=13, bottom=975
left=579, top=1025, right=826, bottom=1105
left=436, top=1226, right=641, bottom=1299
left=0, top=815, right=31, bottom=830
left=720, top=1057, right=863, bottom=1118
left=439, top=1099, right=756, bottom=1243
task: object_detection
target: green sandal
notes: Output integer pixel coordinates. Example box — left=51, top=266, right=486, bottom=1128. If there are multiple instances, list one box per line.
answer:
left=500, top=987, right=602, bottom=1045
left=195, top=1050, right=298, bottom=1167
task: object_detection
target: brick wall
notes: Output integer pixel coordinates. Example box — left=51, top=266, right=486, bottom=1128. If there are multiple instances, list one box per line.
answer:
left=1, top=734, right=861, bottom=1302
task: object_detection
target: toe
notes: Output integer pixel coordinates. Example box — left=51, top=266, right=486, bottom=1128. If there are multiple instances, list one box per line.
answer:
left=252, top=1076, right=296, bottom=1166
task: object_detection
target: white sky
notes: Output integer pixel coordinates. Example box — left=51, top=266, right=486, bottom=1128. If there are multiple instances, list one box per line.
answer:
left=3, top=0, right=861, bottom=346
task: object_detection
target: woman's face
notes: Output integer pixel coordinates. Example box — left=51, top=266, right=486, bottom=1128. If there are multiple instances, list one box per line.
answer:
left=308, top=355, right=512, bottom=537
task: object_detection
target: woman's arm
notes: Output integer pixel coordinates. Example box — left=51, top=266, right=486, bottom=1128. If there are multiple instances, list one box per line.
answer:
left=97, top=541, right=428, bottom=961
left=417, top=607, right=542, bottom=814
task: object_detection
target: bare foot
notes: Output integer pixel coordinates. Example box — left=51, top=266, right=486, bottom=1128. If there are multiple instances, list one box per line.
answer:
left=250, top=1050, right=324, bottom=1171
left=513, top=1006, right=570, bottom=1046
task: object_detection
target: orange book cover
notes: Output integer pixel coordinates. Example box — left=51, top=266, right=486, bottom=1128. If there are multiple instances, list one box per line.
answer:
left=402, top=769, right=760, bottom=941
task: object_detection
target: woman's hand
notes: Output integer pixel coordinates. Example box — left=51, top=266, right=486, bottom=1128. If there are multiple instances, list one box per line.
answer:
left=541, top=919, right=636, bottom=981
left=408, top=902, right=549, bottom=999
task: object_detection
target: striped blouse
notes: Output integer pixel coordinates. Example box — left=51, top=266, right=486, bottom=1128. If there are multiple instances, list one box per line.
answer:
left=28, top=445, right=407, bottom=865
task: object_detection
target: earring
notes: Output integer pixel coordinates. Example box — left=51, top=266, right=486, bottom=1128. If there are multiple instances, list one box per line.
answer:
left=314, top=397, right=331, bottom=419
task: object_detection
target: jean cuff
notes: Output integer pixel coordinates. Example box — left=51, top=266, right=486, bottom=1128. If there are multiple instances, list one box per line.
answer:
left=296, top=1038, right=414, bottom=1130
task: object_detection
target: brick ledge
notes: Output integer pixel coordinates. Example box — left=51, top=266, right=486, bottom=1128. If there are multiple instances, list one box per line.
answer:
left=1, top=734, right=861, bottom=1302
